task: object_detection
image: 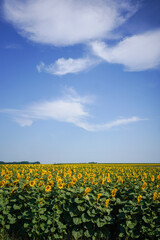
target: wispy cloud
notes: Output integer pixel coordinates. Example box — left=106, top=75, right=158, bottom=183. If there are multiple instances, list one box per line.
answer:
left=90, top=29, right=160, bottom=71
left=76, top=116, right=145, bottom=132
left=3, top=0, right=138, bottom=46
left=0, top=88, right=145, bottom=131
left=5, top=43, right=22, bottom=49
left=37, top=57, right=99, bottom=75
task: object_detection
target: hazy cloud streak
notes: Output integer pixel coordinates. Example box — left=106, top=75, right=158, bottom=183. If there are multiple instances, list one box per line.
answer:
left=0, top=89, right=145, bottom=131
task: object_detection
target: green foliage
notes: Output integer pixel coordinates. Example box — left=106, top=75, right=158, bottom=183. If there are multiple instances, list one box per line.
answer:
left=0, top=164, right=159, bottom=239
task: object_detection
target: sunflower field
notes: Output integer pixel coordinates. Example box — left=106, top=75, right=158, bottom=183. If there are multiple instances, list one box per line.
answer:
left=0, top=164, right=160, bottom=240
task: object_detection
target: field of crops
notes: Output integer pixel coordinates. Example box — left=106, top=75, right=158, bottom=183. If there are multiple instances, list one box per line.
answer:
left=0, top=164, right=160, bottom=240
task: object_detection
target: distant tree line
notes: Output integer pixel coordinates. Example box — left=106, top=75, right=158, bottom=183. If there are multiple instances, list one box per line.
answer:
left=0, top=161, right=40, bottom=164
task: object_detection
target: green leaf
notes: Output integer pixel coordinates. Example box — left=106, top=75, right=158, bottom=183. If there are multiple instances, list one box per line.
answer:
left=47, top=219, right=52, bottom=225
left=74, top=198, right=84, bottom=204
left=24, top=223, right=30, bottom=228
left=56, top=221, right=66, bottom=229
left=54, top=233, right=63, bottom=239
left=39, top=208, right=46, bottom=214
left=104, top=215, right=112, bottom=223
left=44, top=228, right=49, bottom=233
left=51, top=227, right=56, bottom=233
left=6, top=225, right=10, bottom=230
left=19, top=195, right=24, bottom=200
left=126, top=221, right=136, bottom=229
left=92, top=208, right=96, bottom=214
left=87, top=210, right=95, bottom=217
left=79, top=187, right=84, bottom=193
left=32, top=219, right=37, bottom=224
left=13, top=204, right=21, bottom=210
left=77, top=205, right=86, bottom=211
left=96, top=218, right=106, bottom=227
left=40, top=215, right=47, bottom=221
left=116, top=198, right=121, bottom=204
left=56, top=209, right=63, bottom=215
left=40, top=223, right=45, bottom=231
left=82, top=213, right=90, bottom=223
left=73, top=217, right=82, bottom=225
left=9, top=217, right=16, bottom=224
left=142, top=216, right=150, bottom=223
left=72, top=229, right=83, bottom=240
left=119, top=232, right=125, bottom=238
left=84, top=229, right=92, bottom=237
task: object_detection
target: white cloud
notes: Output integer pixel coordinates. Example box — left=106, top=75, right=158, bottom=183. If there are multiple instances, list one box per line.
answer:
left=0, top=88, right=145, bottom=131
left=37, top=57, right=99, bottom=75
left=76, top=116, right=144, bottom=132
left=91, top=29, right=160, bottom=71
left=0, top=89, right=90, bottom=127
left=3, top=0, right=138, bottom=46
left=37, top=29, right=160, bottom=75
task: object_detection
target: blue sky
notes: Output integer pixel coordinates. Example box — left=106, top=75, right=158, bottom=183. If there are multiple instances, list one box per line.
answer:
left=0, top=0, right=160, bottom=163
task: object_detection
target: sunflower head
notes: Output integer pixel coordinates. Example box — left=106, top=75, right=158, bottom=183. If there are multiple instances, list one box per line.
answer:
left=78, top=173, right=82, bottom=179
left=137, top=195, right=142, bottom=203
left=142, top=182, right=147, bottom=191
left=29, top=180, right=36, bottom=187
left=111, top=188, right=118, bottom=197
left=151, top=175, right=155, bottom=182
left=105, top=199, right=110, bottom=207
left=0, top=181, right=5, bottom=188
left=97, top=193, right=102, bottom=202
left=84, top=187, right=91, bottom=195
left=45, top=185, right=51, bottom=192
left=48, top=175, right=52, bottom=181
left=58, top=183, right=64, bottom=189
left=153, top=192, right=157, bottom=200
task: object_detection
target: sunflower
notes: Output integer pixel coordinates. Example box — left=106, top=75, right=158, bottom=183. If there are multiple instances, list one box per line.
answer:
left=0, top=180, right=5, bottom=188
left=97, top=193, right=102, bottom=203
left=57, top=178, right=62, bottom=184
left=84, top=187, right=91, bottom=195
left=72, top=178, right=77, bottom=184
left=78, top=173, right=82, bottom=179
left=151, top=175, right=155, bottom=182
left=111, top=188, right=118, bottom=198
left=105, top=199, right=110, bottom=207
left=137, top=195, right=142, bottom=203
left=1, top=170, right=5, bottom=176
left=29, top=180, right=36, bottom=187
left=153, top=192, right=157, bottom=200
left=45, top=185, right=51, bottom=192
left=47, top=174, right=52, bottom=181
left=58, top=183, right=64, bottom=189
left=142, top=182, right=147, bottom=191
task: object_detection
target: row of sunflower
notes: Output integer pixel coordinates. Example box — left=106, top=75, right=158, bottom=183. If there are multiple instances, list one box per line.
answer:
left=0, top=163, right=160, bottom=240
